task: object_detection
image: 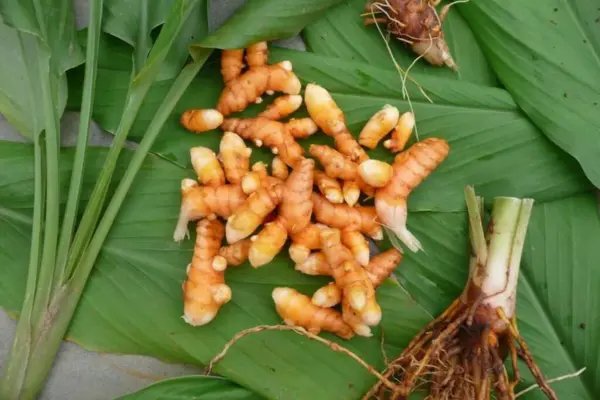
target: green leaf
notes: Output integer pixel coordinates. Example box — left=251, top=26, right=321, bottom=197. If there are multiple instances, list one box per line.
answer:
left=0, top=24, right=48, bottom=138
left=118, top=376, right=260, bottom=400
left=0, top=0, right=82, bottom=139
left=391, top=193, right=600, bottom=398
left=459, top=0, right=600, bottom=187
left=0, top=0, right=84, bottom=75
left=302, top=0, right=497, bottom=86
left=0, top=141, right=431, bottom=400
left=68, top=38, right=590, bottom=211
left=193, top=0, right=343, bottom=54
left=102, top=0, right=172, bottom=51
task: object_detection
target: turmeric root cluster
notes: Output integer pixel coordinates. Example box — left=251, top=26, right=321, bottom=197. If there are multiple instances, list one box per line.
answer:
left=175, top=41, right=450, bottom=339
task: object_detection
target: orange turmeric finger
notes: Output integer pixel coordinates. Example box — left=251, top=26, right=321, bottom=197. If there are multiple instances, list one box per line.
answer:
left=295, top=251, right=331, bottom=276
left=241, top=162, right=268, bottom=194
left=309, top=144, right=357, bottom=181
left=375, top=138, right=449, bottom=252
left=312, top=193, right=382, bottom=240
left=358, top=159, right=393, bottom=188
left=289, top=223, right=326, bottom=264
left=320, top=228, right=380, bottom=323
left=258, top=94, right=303, bottom=120
left=333, top=130, right=369, bottom=163
left=246, top=41, right=268, bottom=68
left=219, top=132, right=251, bottom=184
left=304, top=83, right=346, bottom=136
left=279, top=158, right=314, bottom=234
left=272, top=287, right=354, bottom=340
left=271, top=156, right=289, bottom=180
left=311, top=282, right=342, bottom=308
left=174, top=179, right=247, bottom=242
left=285, top=118, right=318, bottom=139
left=182, top=219, right=231, bottom=326
left=241, top=162, right=282, bottom=194
left=221, top=49, right=245, bottom=83
left=222, top=117, right=305, bottom=167
left=249, top=216, right=288, bottom=268
left=384, top=112, right=415, bottom=153
left=342, top=180, right=360, bottom=207
left=277, top=134, right=305, bottom=168
left=216, top=64, right=301, bottom=116
left=226, top=182, right=284, bottom=244
left=358, top=104, right=400, bottom=149
left=314, top=170, right=343, bottom=204
left=341, top=230, right=370, bottom=267
left=190, top=147, right=225, bottom=187
left=365, top=248, right=403, bottom=287
left=342, top=297, right=372, bottom=337
left=219, top=239, right=252, bottom=267
left=180, top=109, right=224, bottom=133
left=222, top=117, right=285, bottom=148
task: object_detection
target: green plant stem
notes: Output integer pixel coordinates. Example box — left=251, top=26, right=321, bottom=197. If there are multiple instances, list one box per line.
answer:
left=134, top=0, right=149, bottom=74
left=61, top=81, right=152, bottom=282
left=0, top=136, right=45, bottom=399
left=54, top=0, right=104, bottom=290
left=30, top=43, right=61, bottom=337
left=465, top=186, right=487, bottom=268
left=478, top=196, right=534, bottom=318
left=15, top=54, right=210, bottom=399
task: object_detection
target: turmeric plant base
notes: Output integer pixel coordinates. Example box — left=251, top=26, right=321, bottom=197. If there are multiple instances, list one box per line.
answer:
left=363, top=300, right=557, bottom=400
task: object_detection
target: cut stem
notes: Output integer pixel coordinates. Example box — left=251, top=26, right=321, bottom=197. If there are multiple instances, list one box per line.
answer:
left=480, top=197, right=533, bottom=318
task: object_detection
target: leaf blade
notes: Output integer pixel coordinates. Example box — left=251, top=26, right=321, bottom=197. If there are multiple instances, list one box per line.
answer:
left=459, top=0, right=600, bottom=186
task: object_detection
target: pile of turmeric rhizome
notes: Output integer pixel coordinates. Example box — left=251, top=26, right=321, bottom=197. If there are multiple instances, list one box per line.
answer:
left=174, top=41, right=449, bottom=338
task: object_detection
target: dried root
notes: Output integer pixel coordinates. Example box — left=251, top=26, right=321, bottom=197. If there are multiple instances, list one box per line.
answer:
left=365, top=188, right=558, bottom=400
left=363, top=0, right=458, bottom=71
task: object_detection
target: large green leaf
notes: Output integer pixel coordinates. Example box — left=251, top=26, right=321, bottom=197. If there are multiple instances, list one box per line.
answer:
left=118, top=376, right=260, bottom=400
left=196, top=0, right=344, bottom=51
left=389, top=193, right=600, bottom=398
left=67, top=37, right=590, bottom=211
left=0, top=0, right=83, bottom=139
left=2, top=141, right=598, bottom=398
left=0, top=23, right=47, bottom=139
left=0, top=142, right=431, bottom=400
left=303, top=0, right=497, bottom=86
left=0, top=0, right=84, bottom=75
left=459, top=0, right=600, bottom=187
left=102, top=0, right=172, bottom=50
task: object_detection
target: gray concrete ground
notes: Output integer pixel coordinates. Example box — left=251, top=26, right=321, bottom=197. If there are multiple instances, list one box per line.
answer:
left=0, top=0, right=305, bottom=398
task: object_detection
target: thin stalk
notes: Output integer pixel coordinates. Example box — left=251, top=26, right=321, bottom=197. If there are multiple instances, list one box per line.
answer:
left=30, top=42, right=61, bottom=336
left=15, top=54, right=210, bottom=398
left=54, top=0, right=104, bottom=290
left=61, top=80, right=152, bottom=281
left=134, top=0, right=149, bottom=74
left=0, top=136, right=45, bottom=399
left=465, top=186, right=487, bottom=267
